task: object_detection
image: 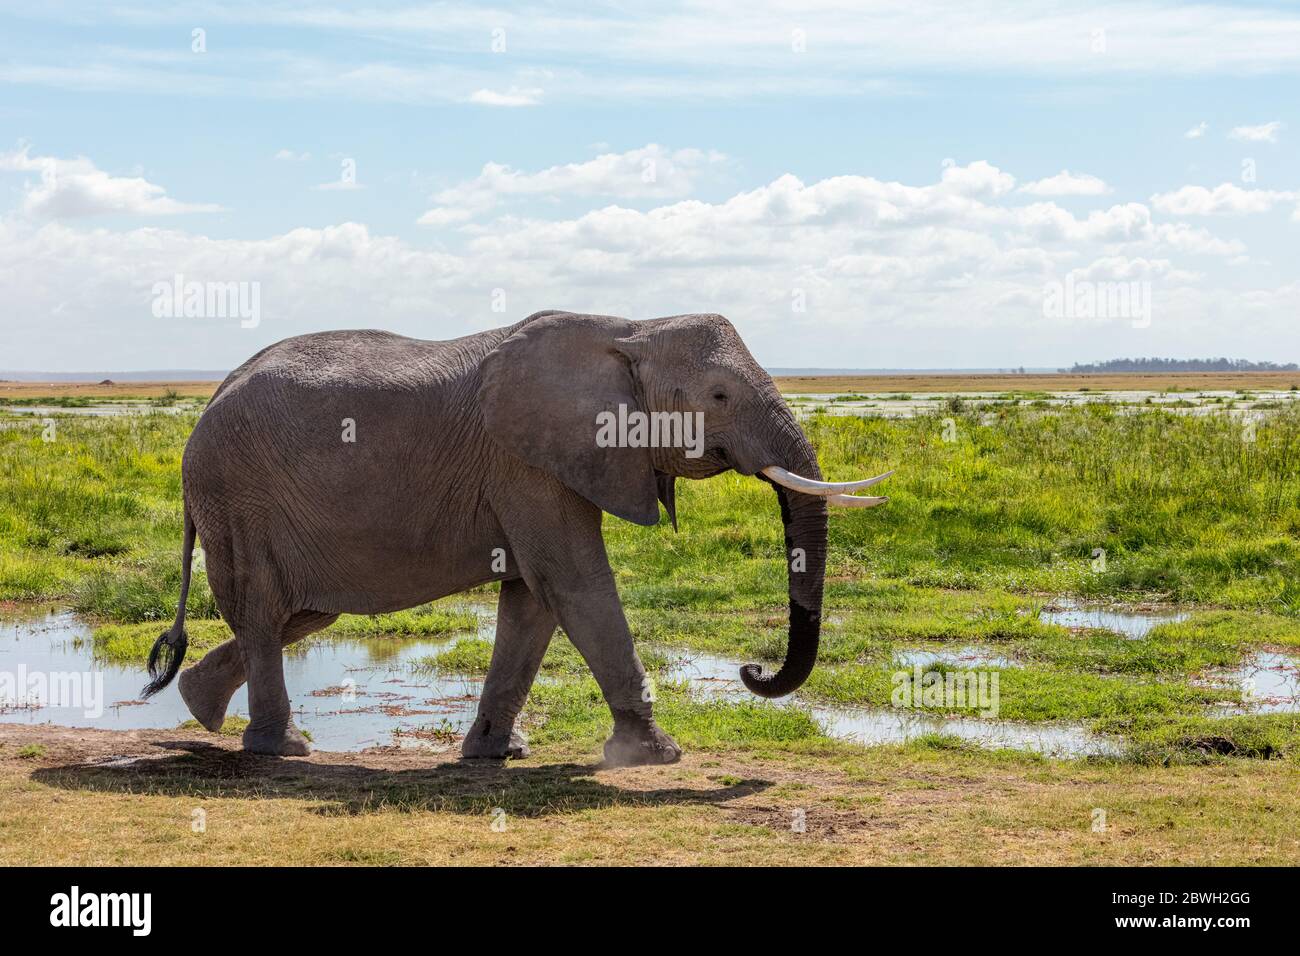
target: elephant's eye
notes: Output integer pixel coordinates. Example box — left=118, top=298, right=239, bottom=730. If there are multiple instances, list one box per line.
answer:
left=712, top=391, right=728, bottom=403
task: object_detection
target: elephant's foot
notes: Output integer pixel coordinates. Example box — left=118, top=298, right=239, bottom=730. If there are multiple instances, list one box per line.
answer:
left=603, top=715, right=682, bottom=767
left=242, top=722, right=312, bottom=757
left=178, top=662, right=238, bottom=733
left=461, top=716, right=530, bottom=759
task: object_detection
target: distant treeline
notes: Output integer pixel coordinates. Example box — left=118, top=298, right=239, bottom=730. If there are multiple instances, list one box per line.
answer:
left=1064, top=358, right=1299, bottom=373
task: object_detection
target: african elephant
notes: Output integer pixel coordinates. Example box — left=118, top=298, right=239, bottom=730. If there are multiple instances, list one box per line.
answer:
left=143, top=311, right=890, bottom=765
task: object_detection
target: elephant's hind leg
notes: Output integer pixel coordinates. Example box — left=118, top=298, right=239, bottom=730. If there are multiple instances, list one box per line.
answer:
left=462, top=579, right=556, bottom=760
left=239, top=617, right=310, bottom=756
left=179, top=610, right=338, bottom=734
left=178, top=639, right=244, bottom=732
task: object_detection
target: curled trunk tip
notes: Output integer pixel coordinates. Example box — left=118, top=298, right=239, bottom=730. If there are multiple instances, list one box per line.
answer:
left=739, top=601, right=820, bottom=698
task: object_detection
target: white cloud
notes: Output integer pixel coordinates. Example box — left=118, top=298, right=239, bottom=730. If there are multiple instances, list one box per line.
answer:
left=273, top=149, right=311, bottom=162
left=1150, top=222, right=1246, bottom=258
left=1149, top=182, right=1298, bottom=215
left=0, top=145, right=221, bottom=219
left=1228, top=121, right=1282, bottom=142
left=467, top=87, right=543, bottom=107
left=418, top=144, right=729, bottom=225
left=1, top=154, right=1285, bottom=370
left=938, top=159, right=1016, bottom=196
left=1184, top=122, right=1208, bottom=139
left=1019, top=170, right=1111, bottom=196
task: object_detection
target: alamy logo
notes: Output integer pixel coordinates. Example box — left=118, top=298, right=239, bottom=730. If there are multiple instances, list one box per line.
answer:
left=891, top=666, right=999, bottom=718
left=0, top=666, right=103, bottom=718
left=151, top=273, right=261, bottom=328
left=595, top=404, right=704, bottom=459
left=1043, top=275, right=1151, bottom=328
left=50, top=886, right=151, bottom=936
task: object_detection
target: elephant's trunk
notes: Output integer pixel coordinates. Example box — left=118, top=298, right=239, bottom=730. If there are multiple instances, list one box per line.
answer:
left=741, top=435, right=828, bottom=698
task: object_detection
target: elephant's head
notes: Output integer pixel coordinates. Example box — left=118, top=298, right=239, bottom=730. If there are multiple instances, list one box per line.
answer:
left=479, top=310, right=890, bottom=698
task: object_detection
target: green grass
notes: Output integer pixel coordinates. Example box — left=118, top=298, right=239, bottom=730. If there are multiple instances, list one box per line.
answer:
left=415, top=634, right=671, bottom=677
left=522, top=678, right=824, bottom=750
left=3, top=403, right=1300, bottom=765
left=612, top=404, right=1300, bottom=610
left=9, top=404, right=1299, bottom=614
left=93, top=619, right=233, bottom=662
left=325, top=605, right=480, bottom=639
left=1114, top=713, right=1300, bottom=764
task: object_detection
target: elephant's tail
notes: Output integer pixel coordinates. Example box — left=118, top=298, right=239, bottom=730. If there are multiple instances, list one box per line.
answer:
left=141, top=505, right=195, bottom=698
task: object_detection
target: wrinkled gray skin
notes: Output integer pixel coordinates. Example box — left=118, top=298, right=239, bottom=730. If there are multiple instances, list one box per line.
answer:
left=154, top=311, right=828, bottom=765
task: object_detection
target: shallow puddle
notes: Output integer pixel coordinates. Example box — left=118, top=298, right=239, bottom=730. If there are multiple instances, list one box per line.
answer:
left=1038, top=599, right=1187, bottom=639
left=1, top=610, right=1121, bottom=758
left=784, top=390, right=1300, bottom=421
left=0, top=610, right=483, bottom=751
left=661, top=649, right=1120, bottom=758
left=894, top=646, right=1017, bottom=669
left=0, top=403, right=197, bottom=418
left=1203, top=651, right=1300, bottom=714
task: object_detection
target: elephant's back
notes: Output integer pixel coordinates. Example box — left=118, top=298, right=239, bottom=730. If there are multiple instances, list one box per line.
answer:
left=182, top=327, right=507, bottom=503
left=207, top=328, right=503, bottom=406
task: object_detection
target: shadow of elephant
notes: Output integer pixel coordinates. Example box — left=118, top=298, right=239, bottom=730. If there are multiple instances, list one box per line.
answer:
left=30, top=737, right=775, bottom=819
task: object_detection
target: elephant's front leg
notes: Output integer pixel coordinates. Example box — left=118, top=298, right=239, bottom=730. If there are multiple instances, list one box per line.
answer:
left=548, top=575, right=681, bottom=767
left=462, top=579, right=556, bottom=759
left=560, top=587, right=681, bottom=766
left=495, top=487, right=681, bottom=766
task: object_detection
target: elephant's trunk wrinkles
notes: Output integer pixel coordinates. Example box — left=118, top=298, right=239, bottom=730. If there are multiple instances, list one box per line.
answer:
left=740, top=435, right=828, bottom=699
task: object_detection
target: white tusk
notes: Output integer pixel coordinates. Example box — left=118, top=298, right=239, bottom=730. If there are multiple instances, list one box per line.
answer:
left=827, top=494, right=888, bottom=508
left=761, top=465, right=894, bottom=496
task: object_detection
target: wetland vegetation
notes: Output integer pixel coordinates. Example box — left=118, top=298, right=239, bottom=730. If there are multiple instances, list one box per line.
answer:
left=2, top=393, right=1299, bottom=863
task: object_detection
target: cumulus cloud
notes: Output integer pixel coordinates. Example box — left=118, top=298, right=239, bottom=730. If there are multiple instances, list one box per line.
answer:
left=273, top=149, right=311, bottom=162
left=418, top=144, right=729, bottom=225
left=0, top=146, right=221, bottom=219
left=1228, top=121, right=1283, bottom=142
left=1184, top=122, right=1208, bottom=139
left=1149, top=182, right=1298, bottom=215
left=1019, top=170, right=1111, bottom=196
left=0, top=152, right=1286, bottom=369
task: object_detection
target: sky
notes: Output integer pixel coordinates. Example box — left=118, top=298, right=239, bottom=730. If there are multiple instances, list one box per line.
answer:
left=1, top=1, right=1298, bottom=372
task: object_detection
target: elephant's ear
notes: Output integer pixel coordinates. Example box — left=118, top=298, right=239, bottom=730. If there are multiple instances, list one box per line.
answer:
left=478, top=312, right=661, bottom=526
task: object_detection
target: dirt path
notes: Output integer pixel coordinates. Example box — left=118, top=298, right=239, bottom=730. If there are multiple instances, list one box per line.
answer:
left=3, top=722, right=1298, bottom=865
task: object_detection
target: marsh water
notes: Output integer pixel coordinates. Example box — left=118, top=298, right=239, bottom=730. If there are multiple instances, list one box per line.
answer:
left=0, top=611, right=485, bottom=751
left=785, top=389, right=1300, bottom=420
left=5, top=389, right=1298, bottom=424
left=1038, top=599, right=1189, bottom=638
left=659, top=649, right=1121, bottom=757
left=0, top=607, right=1121, bottom=758
left=3, top=603, right=1294, bottom=758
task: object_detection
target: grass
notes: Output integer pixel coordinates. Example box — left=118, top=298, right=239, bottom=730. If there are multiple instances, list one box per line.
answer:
left=2, top=400, right=1300, bottom=863
left=93, top=619, right=233, bottom=662
left=8, top=404, right=1299, bottom=614
left=178, top=715, right=249, bottom=737
left=414, top=634, right=672, bottom=678
left=521, top=678, right=824, bottom=750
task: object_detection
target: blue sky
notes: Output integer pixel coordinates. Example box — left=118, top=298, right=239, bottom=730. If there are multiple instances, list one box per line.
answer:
left=2, top=2, right=1298, bottom=371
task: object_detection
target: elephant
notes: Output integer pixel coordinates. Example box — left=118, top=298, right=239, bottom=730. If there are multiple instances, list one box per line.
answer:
left=142, top=310, right=890, bottom=765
